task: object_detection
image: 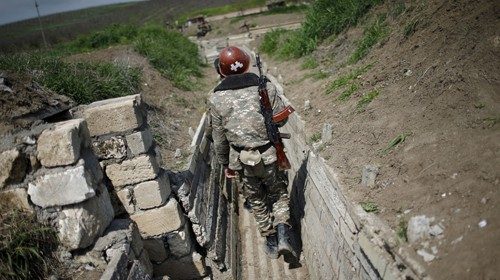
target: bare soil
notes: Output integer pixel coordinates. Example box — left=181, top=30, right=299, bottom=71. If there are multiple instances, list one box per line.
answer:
left=251, top=0, right=499, bottom=278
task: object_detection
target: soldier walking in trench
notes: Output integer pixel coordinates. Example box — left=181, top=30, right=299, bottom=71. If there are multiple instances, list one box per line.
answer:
left=208, top=46, right=298, bottom=262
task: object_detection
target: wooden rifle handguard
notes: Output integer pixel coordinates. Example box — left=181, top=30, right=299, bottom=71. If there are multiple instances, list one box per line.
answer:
left=272, top=105, right=295, bottom=123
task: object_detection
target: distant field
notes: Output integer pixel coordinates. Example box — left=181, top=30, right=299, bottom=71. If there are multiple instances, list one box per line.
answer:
left=0, top=0, right=260, bottom=52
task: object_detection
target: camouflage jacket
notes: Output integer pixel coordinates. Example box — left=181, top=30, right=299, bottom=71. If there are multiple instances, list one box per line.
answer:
left=209, top=73, right=287, bottom=170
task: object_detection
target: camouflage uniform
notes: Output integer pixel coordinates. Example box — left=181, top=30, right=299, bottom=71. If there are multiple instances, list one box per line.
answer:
left=209, top=75, right=290, bottom=236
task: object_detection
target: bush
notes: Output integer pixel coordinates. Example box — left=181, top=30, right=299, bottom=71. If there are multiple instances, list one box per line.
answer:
left=134, top=25, right=202, bottom=90
left=0, top=53, right=141, bottom=104
left=0, top=198, right=59, bottom=279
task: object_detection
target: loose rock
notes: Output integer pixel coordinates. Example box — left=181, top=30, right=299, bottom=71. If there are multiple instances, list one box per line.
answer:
left=361, top=165, right=379, bottom=187
left=417, top=249, right=435, bottom=262
left=407, top=215, right=434, bottom=243
left=321, top=123, right=333, bottom=143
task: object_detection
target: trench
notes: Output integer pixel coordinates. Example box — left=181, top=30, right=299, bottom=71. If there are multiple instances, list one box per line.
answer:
left=179, top=57, right=428, bottom=279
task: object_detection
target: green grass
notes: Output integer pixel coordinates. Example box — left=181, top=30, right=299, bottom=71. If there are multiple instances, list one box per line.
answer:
left=361, top=201, right=379, bottom=213
left=57, top=23, right=202, bottom=91
left=403, top=18, right=419, bottom=38
left=390, top=1, right=406, bottom=18
left=357, top=89, right=379, bottom=111
left=261, top=0, right=383, bottom=59
left=134, top=25, right=202, bottom=90
left=58, top=24, right=138, bottom=53
left=259, top=28, right=288, bottom=55
left=0, top=197, right=59, bottom=279
left=380, top=132, right=411, bottom=154
left=0, top=53, right=141, bottom=104
left=301, top=56, right=319, bottom=69
left=396, top=219, right=408, bottom=242
left=309, top=132, right=322, bottom=143
left=326, top=64, right=372, bottom=95
left=349, top=15, right=388, bottom=64
left=338, top=83, right=359, bottom=101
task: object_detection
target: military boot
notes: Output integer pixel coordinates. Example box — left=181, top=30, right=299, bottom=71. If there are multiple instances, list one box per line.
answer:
left=264, top=233, right=279, bottom=259
left=277, top=224, right=298, bottom=264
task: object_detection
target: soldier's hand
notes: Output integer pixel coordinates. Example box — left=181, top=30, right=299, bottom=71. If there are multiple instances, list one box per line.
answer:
left=224, top=167, right=237, bottom=178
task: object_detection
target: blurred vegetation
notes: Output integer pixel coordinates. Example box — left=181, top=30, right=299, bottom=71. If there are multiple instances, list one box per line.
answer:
left=0, top=52, right=141, bottom=104
left=0, top=23, right=203, bottom=102
left=260, top=0, right=383, bottom=59
left=177, top=0, right=266, bottom=23
left=0, top=196, right=60, bottom=280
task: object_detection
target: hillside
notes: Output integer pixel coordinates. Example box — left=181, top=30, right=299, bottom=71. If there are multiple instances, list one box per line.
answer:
left=0, top=0, right=498, bottom=279
left=254, top=0, right=499, bottom=278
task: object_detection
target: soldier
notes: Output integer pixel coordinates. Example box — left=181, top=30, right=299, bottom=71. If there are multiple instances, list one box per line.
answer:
left=209, top=46, right=297, bottom=262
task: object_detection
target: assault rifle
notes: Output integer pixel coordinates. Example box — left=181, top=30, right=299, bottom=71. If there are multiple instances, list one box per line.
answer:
left=255, top=54, right=294, bottom=170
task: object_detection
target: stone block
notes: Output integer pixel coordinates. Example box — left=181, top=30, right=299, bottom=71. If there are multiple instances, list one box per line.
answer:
left=138, top=249, right=154, bottom=276
left=92, top=136, right=126, bottom=160
left=28, top=160, right=101, bottom=208
left=126, top=129, right=153, bottom=156
left=130, top=198, right=185, bottom=238
left=143, top=238, right=168, bottom=263
left=93, top=219, right=143, bottom=259
left=358, top=232, right=388, bottom=277
left=0, top=149, right=27, bottom=188
left=166, top=223, right=193, bottom=258
left=134, top=174, right=171, bottom=210
left=58, top=185, right=114, bottom=250
left=80, top=94, right=144, bottom=136
left=128, top=260, right=153, bottom=280
left=116, top=187, right=135, bottom=214
left=106, top=154, right=159, bottom=187
left=153, top=252, right=206, bottom=279
left=100, top=250, right=129, bottom=280
left=153, top=146, right=163, bottom=167
left=37, top=119, right=89, bottom=167
left=0, top=188, right=32, bottom=212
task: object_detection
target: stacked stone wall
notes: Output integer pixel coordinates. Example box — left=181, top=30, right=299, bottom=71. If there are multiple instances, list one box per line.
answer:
left=73, top=94, right=207, bottom=279
left=0, top=116, right=153, bottom=278
left=0, top=93, right=208, bottom=279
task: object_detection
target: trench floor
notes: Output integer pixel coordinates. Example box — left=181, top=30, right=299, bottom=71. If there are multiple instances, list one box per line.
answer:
left=238, top=198, right=309, bottom=280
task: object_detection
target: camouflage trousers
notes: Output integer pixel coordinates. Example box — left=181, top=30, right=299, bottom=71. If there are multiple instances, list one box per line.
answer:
left=240, top=161, right=290, bottom=237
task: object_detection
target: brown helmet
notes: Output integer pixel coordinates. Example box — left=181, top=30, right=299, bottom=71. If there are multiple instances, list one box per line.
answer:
left=218, top=46, right=250, bottom=76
